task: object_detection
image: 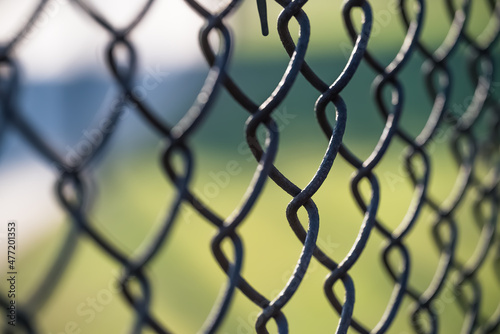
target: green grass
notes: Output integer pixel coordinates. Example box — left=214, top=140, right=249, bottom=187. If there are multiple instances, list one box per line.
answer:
left=16, top=103, right=500, bottom=333
left=20, top=134, right=499, bottom=333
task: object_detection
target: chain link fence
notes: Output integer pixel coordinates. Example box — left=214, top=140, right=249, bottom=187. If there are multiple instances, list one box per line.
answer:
left=0, top=0, right=499, bottom=333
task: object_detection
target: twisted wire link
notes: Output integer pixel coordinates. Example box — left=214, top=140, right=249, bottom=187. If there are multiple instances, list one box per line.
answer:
left=0, top=1, right=92, bottom=333
left=336, top=1, right=426, bottom=332
left=274, top=1, right=424, bottom=332
left=57, top=1, right=171, bottom=332
left=270, top=0, right=382, bottom=332
left=0, top=0, right=499, bottom=334
left=393, top=0, right=500, bottom=332
left=430, top=1, right=500, bottom=332
left=387, top=0, right=472, bottom=332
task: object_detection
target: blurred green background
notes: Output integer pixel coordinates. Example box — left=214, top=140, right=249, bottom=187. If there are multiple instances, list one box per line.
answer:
left=4, top=0, right=500, bottom=333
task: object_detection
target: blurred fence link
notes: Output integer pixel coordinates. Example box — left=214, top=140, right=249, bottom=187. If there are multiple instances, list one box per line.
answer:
left=0, top=0, right=499, bottom=333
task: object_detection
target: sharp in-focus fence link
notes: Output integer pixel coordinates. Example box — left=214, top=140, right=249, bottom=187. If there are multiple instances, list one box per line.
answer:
left=0, top=0, right=499, bottom=333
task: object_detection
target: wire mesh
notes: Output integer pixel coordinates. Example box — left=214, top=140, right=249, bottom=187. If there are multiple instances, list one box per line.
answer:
left=0, top=0, right=499, bottom=333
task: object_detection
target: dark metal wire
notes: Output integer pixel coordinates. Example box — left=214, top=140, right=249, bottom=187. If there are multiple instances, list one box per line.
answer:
left=0, top=0, right=499, bottom=333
